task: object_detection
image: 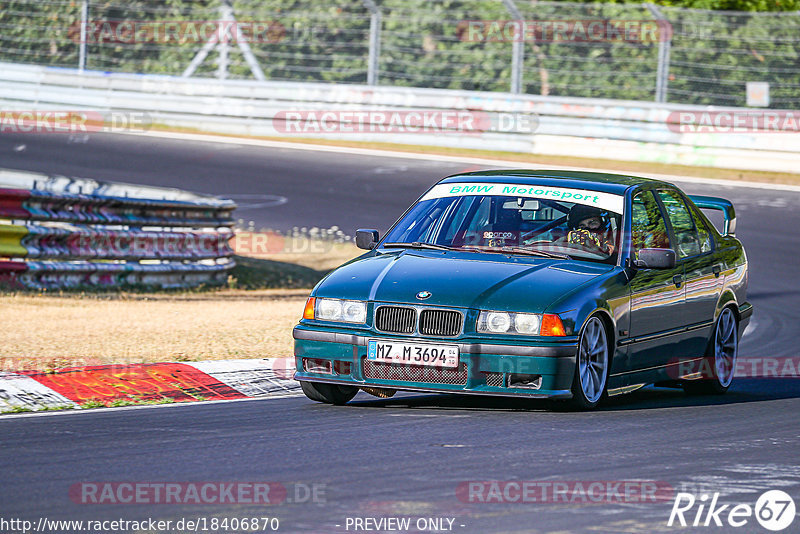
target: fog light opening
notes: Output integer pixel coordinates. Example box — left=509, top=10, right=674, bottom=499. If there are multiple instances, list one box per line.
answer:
left=508, top=373, right=542, bottom=390
left=303, top=358, right=333, bottom=374
left=333, top=360, right=352, bottom=375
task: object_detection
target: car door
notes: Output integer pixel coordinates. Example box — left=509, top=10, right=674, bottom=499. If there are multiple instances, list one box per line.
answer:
left=626, top=190, right=687, bottom=371
left=659, top=190, right=721, bottom=359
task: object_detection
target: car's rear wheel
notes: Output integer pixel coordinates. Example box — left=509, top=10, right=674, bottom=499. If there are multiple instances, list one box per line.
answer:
left=566, top=315, right=610, bottom=410
left=300, top=381, right=359, bottom=405
left=683, top=307, right=738, bottom=395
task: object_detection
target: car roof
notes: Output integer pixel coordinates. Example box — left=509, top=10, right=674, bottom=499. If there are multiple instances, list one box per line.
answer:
left=438, top=169, right=673, bottom=195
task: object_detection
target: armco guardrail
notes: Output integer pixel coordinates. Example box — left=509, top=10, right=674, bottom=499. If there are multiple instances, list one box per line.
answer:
left=0, top=62, right=798, bottom=173
left=0, top=169, right=235, bottom=290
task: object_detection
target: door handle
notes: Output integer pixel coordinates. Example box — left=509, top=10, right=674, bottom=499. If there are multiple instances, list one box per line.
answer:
left=673, top=274, right=683, bottom=288
left=712, top=265, right=721, bottom=278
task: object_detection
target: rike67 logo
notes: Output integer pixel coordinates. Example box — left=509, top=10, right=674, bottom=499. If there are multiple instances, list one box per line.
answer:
left=668, top=490, right=796, bottom=531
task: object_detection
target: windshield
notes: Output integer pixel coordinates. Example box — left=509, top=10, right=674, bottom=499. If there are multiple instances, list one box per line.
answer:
left=381, top=182, right=624, bottom=263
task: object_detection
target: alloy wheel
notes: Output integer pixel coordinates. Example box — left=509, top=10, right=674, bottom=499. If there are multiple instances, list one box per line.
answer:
left=578, top=316, right=609, bottom=404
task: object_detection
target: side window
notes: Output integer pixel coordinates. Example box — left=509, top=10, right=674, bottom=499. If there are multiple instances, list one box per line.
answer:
left=689, top=204, right=713, bottom=254
left=631, top=191, right=670, bottom=257
left=658, top=189, right=701, bottom=258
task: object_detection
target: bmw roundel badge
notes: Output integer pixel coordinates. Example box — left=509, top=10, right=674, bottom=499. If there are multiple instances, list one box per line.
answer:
left=416, top=291, right=432, bottom=300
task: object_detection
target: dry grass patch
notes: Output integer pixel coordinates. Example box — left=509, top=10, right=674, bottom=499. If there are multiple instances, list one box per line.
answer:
left=1, top=239, right=363, bottom=370
left=0, top=290, right=309, bottom=370
left=266, top=241, right=362, bottom=271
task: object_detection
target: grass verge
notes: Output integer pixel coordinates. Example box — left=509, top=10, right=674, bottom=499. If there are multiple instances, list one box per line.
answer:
left=228, top=239, right=361, bottom=289
left=0, top=242, right=362, bottom=368
left=0, top=289, right=310, bottom=367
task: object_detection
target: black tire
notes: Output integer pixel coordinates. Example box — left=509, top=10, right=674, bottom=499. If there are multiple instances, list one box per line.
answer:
left=563, top=315, right=611, bottom=411
left=300, top=381, right=359, bottom=405
left=683, top=307, right=738, bottom=396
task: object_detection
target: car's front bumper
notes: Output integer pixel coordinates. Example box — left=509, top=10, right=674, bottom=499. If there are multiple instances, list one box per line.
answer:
left=293, top=325, right=577, bottom=399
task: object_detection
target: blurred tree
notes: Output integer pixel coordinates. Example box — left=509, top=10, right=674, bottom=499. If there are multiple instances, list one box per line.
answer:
left=1, top=0, right=797, bottom=107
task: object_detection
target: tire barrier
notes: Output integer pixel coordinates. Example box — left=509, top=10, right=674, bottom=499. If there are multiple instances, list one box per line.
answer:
left=5, top=260, right=234, bottom=290
left=0, top=187, right=234, bottom=227
left=0, top=171, right=236, bottom=290
left=3, top=224, right=233, bottom=261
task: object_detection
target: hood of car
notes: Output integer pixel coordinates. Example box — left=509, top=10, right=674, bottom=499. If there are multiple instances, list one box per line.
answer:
left=315, top=249, right=613, bottom=312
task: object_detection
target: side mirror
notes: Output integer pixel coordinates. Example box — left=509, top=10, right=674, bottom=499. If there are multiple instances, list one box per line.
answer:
left=355, top=229, right=380, bottom=250
left=634, top=248, right=676, bottom=269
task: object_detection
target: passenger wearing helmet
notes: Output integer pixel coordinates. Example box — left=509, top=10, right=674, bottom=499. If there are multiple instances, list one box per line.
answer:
left=563, top=205, right=615, bottom=255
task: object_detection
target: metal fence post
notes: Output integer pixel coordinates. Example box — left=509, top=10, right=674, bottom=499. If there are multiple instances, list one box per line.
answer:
left=182, top=34, right=219, bottom=78
left=501, top=0, right=523, bottom=94
left=217, top=22, right=229, bottom=80
left=646, top=3, right=671, bottom=103
left=183, top=0, right=265, bottom=81
left=78, top=0, right=88, bottom=71
left=220, top=0, right=266, bottom=81
left=362, top=0, right=381, bottom=85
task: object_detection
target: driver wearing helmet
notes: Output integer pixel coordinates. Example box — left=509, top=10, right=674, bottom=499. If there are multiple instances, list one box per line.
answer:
left=563, top=205, right=615, bottom=255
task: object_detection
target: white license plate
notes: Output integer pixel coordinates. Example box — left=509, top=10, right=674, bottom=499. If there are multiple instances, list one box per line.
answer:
left=367, top=340, right=459, bottom=368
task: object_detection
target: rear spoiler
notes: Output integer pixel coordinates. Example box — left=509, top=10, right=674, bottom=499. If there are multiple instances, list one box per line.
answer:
left=689, top=195, right=736, bottom=236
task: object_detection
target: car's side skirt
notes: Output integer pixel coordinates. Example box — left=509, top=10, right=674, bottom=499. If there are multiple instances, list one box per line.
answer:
left=609, top=356, right=705, bottom=378
left=606, top=383, right=647, bottom=396
left=617, top=320, right=713, bottom=347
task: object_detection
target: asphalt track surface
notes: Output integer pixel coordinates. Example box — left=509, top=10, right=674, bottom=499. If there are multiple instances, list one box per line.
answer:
left=1, top=132, right=799, bottom=533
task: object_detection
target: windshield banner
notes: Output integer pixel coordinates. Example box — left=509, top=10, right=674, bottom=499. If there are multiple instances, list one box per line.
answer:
left=421, top=182, right=624, bottom=213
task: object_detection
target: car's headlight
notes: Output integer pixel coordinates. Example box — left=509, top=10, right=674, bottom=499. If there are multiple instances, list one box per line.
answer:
left=514, top=313, right=541, bottom=334
left=307, top=298, right=367, bottom=324
left=483, top=311, right=512, bottom=333
left=341, top=300, right=368, bottom=323
left=477, top=311, right=563, bottom=336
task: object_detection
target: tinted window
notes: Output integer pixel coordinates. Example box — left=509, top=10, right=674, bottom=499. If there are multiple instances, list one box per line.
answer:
left=658, top=189, right=701, bottom=258
left=631, top=191, right=670, bottom=257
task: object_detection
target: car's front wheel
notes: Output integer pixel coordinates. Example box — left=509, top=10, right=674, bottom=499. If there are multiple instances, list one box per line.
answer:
left=566, top=315, right=610, bottom=410
left=683, top=306, right=738, bottom=395
left=300, top=381, right=359, bottom=405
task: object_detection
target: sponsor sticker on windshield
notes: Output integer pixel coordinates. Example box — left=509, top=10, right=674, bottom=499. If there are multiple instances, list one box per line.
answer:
left=421, top=182, right=624, bottom=213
